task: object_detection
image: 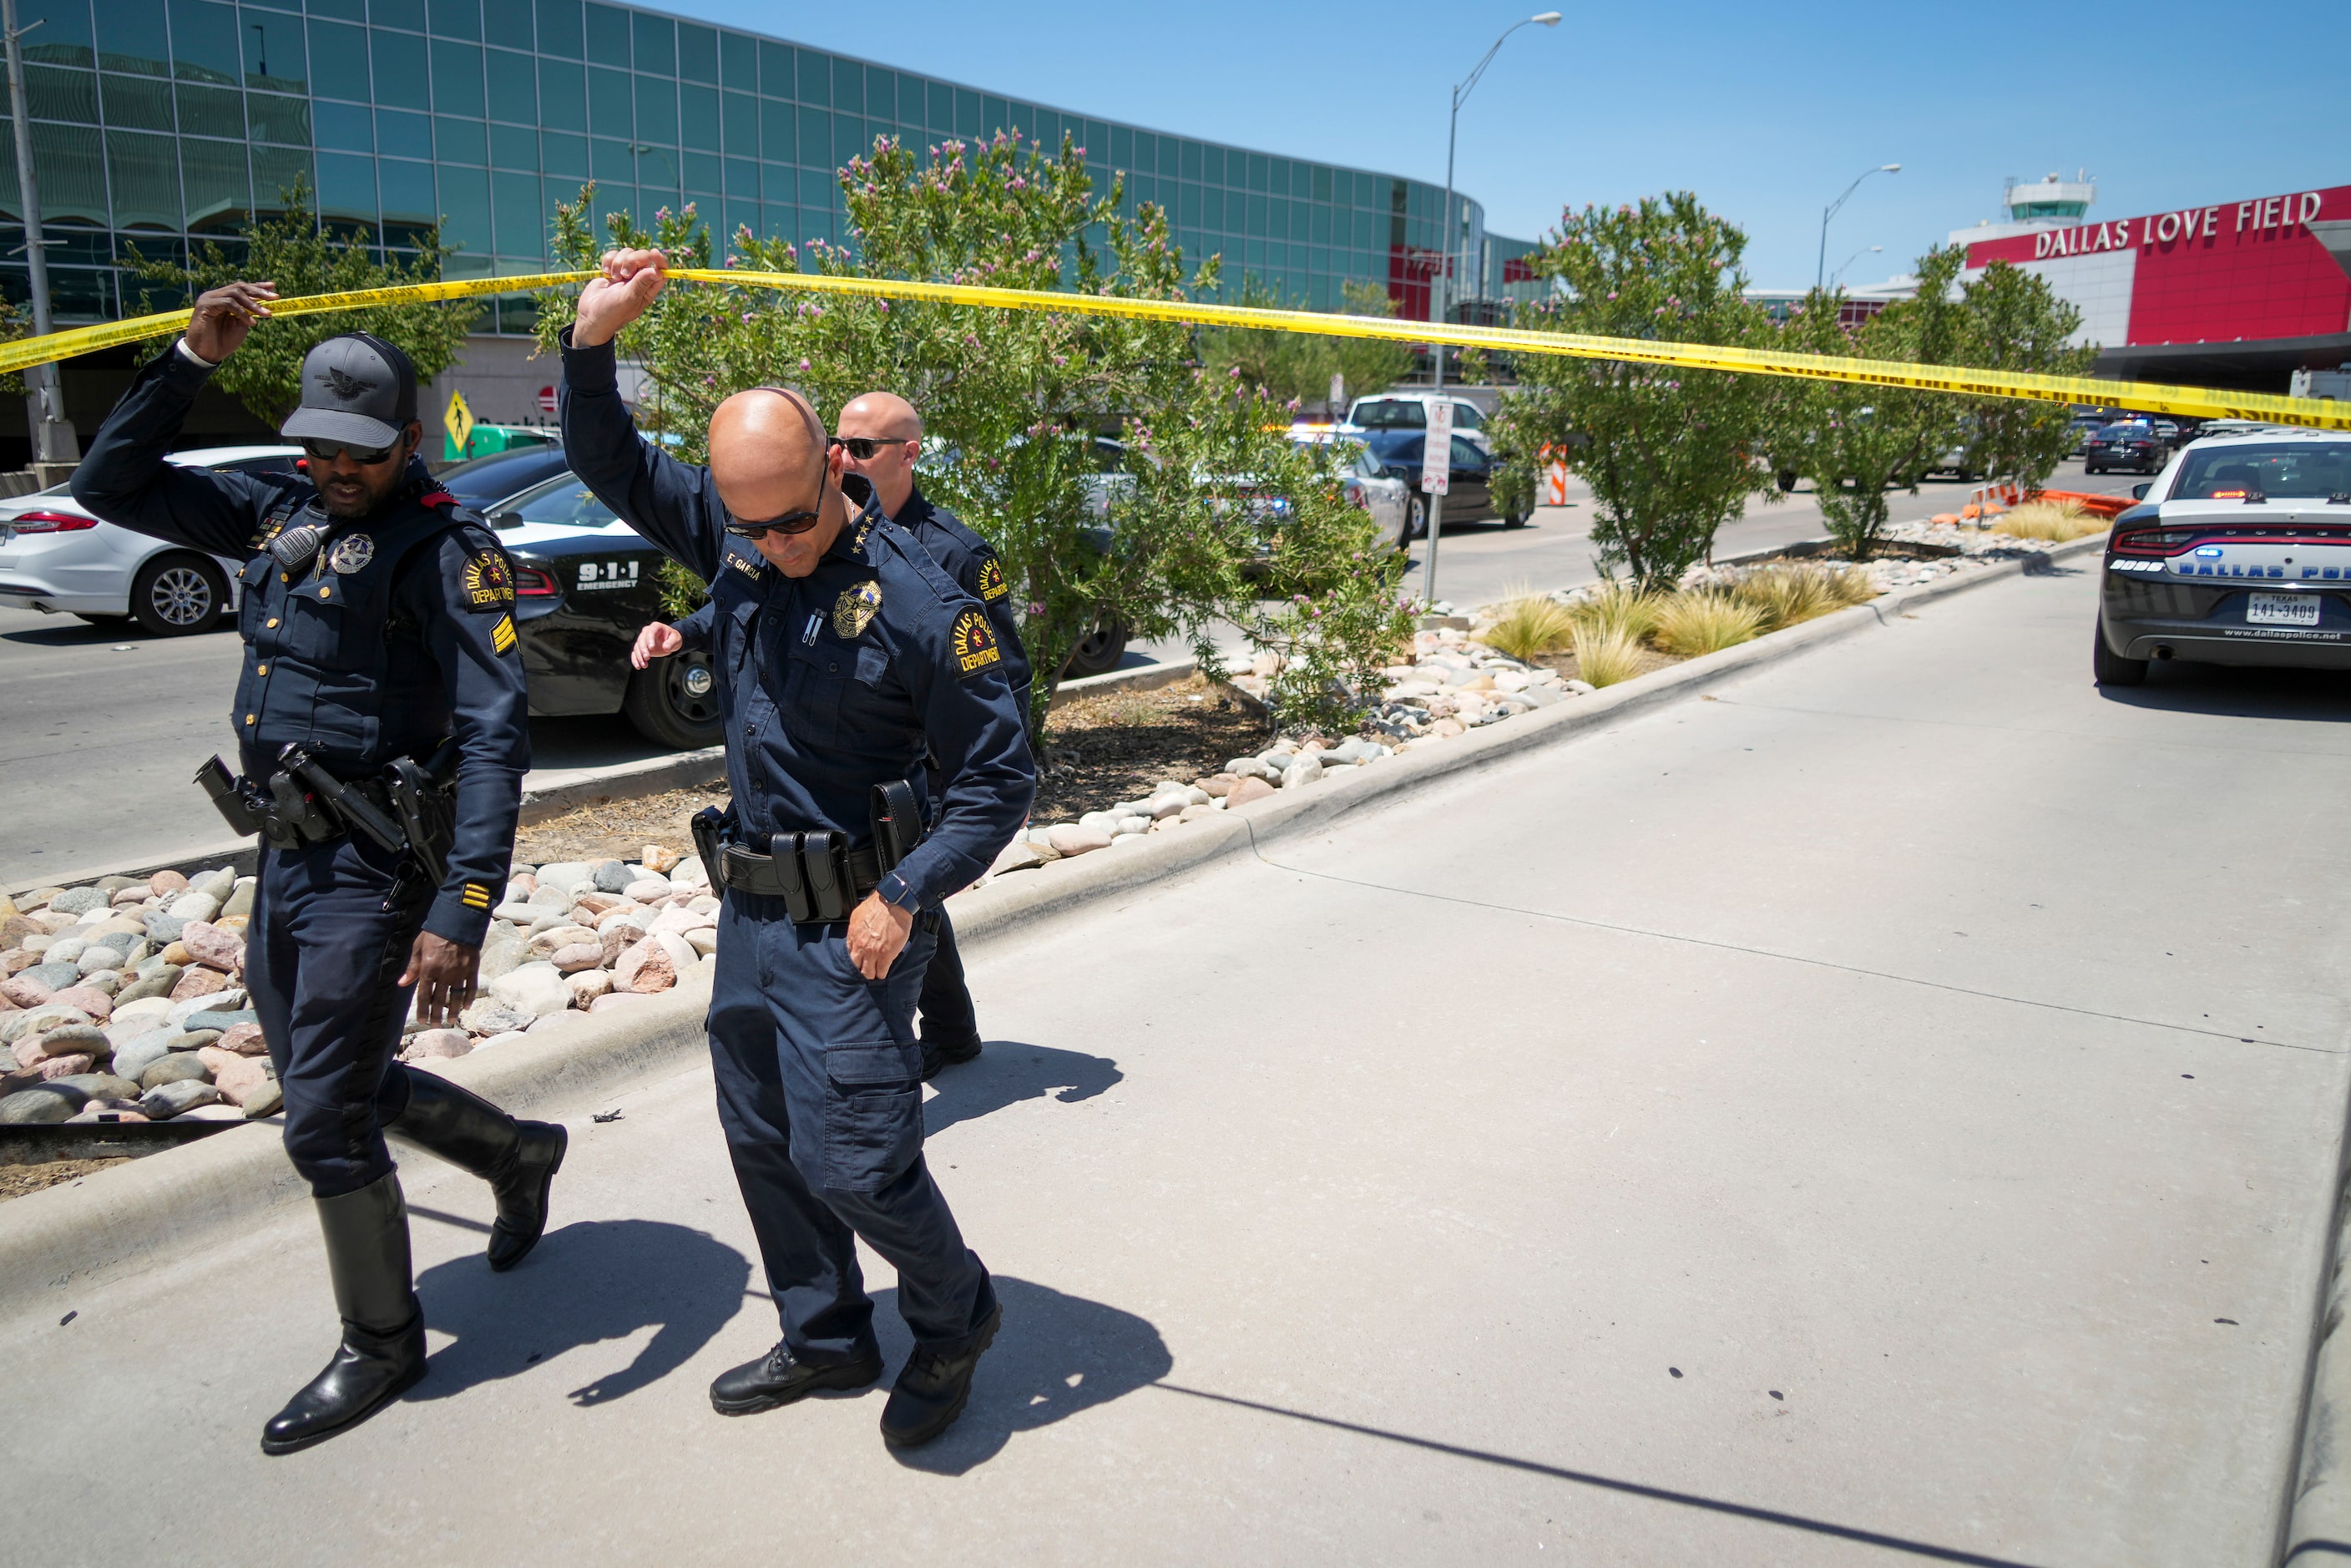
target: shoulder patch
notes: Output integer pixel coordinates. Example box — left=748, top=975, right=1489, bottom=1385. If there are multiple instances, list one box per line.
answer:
left=950, top=606, right=1002, bottom=679
left=490, top=613, right=518, bottom=655
left=461, top=549, right=515, bottom=611
left=976, top=554, right=1010, bottom=602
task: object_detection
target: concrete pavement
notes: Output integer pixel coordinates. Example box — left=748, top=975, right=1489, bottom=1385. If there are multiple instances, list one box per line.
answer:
left=3, top=556, right=2342, bottom=1563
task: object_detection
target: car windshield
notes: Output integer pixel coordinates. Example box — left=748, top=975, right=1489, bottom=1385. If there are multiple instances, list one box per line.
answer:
left=2173, top=443, right=2351, bottom=500
left=437, top=447, right=569, bottom=506
left=1353, top=399, right=1426, bottom=429
left=493, top=473, right=624, bottom=530
left=1452, top=403, right=1482, bottom=429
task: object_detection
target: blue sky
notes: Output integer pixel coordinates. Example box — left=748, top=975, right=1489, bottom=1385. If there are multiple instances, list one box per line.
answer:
left=663, top=0, right=2347, bottom=290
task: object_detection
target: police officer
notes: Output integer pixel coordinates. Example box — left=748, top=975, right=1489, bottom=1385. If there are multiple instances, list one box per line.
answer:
left=72, top=282, right=566, bottom=1455
left=634, top=388, right=1031, bottom=1080
left=561, top=249, right=1034, bottom=1449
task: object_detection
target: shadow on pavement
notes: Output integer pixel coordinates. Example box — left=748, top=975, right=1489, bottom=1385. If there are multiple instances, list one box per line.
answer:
left=411, top=1216, right=751, bottom=1407
left=2096, top=661, right=2351, bottom=725
left=923, top=1039, right=1123, bottom=1139
left=1150, top=1383, right=2049, bottom=1567
left=877, top=1275, right=1172, bottom=1476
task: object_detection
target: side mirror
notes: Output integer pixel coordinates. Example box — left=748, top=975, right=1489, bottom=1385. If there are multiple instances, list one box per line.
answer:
left=2131, top=483, right=2151, bottom=500
left=488, top=509, right=523, bottom=530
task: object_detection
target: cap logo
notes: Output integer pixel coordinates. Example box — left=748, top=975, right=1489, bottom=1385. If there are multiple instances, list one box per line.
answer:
left=321, top=366, right=375, bottom=400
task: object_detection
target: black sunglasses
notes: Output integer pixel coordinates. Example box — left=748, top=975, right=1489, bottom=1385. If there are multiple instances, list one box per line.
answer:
left=828, top=435, right=913, bottom=461
left=723, top=468, right=832, bottom=539
left=299, top=436, right=397, bottom=465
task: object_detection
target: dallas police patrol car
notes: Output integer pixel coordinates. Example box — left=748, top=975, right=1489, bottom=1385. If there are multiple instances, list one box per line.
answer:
left=2093, top=427, right=2351, bottom=685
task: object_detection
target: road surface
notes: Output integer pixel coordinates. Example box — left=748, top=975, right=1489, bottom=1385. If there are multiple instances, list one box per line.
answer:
left=4, top=558, right=2342, bottom=1564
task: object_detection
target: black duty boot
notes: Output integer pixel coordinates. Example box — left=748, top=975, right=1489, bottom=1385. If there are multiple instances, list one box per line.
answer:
left=880, top=1302, right=1002, bottom=1449
left=387, top=1068, right=567, bottom=1272
left=918, top=1030, right=983, bottom=1082
left=709, top=1341, right=884, bottom=1416
left=262, top=1172, right=427, bottom=1455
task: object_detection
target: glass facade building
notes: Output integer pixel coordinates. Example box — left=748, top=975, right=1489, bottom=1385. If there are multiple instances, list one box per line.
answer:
left=0, top=0, right=1538, bottom=336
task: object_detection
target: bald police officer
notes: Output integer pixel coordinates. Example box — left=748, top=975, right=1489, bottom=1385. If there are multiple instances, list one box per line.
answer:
left=637, top=388, right=1033, bottom=1079
left=73, top=283, right=564, bottom=1454
left=560, top=249, right=1034, bottom=1448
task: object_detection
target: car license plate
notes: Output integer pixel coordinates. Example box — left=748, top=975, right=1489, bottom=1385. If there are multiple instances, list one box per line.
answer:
left=2247, top=592, right=2320, bottom=627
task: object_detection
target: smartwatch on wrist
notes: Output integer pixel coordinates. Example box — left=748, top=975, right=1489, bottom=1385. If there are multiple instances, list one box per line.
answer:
left=876, top=871, right=920, bottom=913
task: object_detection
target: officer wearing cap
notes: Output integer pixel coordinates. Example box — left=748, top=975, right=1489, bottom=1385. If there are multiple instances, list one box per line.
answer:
left=560, top=249, right=1034, bottom=1449
left=636, top=388, right=1032, bottom=1080
left=72, top=281, right=565, bottom=1454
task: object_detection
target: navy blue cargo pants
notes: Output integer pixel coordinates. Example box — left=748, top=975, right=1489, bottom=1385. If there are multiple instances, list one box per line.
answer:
left=244, top=832, right=424, bottom=1198
left=707, top=889, right=996, bottom=1361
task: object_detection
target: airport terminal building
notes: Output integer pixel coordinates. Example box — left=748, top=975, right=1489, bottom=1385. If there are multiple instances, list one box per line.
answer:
left=0, top=0, right=1536, bottom=446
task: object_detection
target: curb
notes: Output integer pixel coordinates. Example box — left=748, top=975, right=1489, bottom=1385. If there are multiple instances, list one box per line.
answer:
left=0, top=536, right=2102, bottom=1321
left=2282, top=1086, right=2351, bottom=1561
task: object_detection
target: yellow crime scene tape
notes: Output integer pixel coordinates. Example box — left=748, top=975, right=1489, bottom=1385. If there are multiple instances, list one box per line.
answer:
left=2, top=264, right=2344, bottom=432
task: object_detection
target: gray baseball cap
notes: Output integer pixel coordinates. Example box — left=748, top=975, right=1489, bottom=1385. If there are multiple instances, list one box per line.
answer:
left=279, top=332, right=418, bottom=449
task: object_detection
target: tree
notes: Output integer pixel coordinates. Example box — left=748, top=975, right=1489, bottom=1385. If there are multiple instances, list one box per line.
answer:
left=532, top=133, right=1409, bottom=736
left=1197, top=278, right=1414, bottom=418
left=1774, top=248, right=1970, bottom=559
left=1956, top=260, right=2095, bottom=492
left=126, top=178, right=478, bottom=430
left=1484, top=193, right=1776, bottom=589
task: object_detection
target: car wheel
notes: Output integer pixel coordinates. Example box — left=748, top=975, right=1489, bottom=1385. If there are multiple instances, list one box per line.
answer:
left=129, top=552, right=230, bottom=636
left=1503, top=509, right=1529, bottom=528
left=621, top=649, right=726, bottom=749
left=1061, top=611, right=1130, bottom=679
left=1403, top=493, right=1428, bottom=543
left=2091, top=613, right=2147, bottom=687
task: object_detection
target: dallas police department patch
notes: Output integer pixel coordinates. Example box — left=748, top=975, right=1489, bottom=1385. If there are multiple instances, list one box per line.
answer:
left=832, top=579, right=882, bottom=640
left=461, top=549, right=515, bottom=611
left=976, top=555, right=1010, bottom=602
left=950, top=606, right=1000, bottom=678
left=326, top=533, right=376, bottom=575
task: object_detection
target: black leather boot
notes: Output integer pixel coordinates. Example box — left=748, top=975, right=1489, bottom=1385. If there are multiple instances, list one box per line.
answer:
left=880, top=1302, right=1002, bottom=1448
left=262, top=1172, right=427, bottom=1455
left=387, top=1067, right=566, bottom=1272
left=709, top=1341, right=884, bottom=1416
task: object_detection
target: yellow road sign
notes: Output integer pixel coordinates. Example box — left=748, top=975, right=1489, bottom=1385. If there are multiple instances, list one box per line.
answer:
left=443, top=388, right=476, bottom=455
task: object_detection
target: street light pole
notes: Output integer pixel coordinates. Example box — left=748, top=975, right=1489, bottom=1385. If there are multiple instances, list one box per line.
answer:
left=1814, top=162, right=1899, bottom=292
left=2, top=0, right=78, bottom=475
left=1832, top=244, right=1883, bottom=288
left=1423, top=9, right=1558, bottom=614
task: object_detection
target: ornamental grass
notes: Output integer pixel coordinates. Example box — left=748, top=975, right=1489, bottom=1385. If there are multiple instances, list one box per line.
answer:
left=1995, top=499, right=2109, bottom=542
left=1651, top=589, right=1767, bottom=656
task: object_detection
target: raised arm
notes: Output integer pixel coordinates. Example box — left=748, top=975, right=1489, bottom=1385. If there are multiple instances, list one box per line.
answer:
left=71, top=282, right=291, bottom=554
left=557, top=248, right=726, bottom=583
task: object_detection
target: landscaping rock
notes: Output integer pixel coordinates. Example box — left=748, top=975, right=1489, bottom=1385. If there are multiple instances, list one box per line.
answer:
left=35, top=1023, right=108, bottom=1058
left=222, top=881, right=255, bottom=920
left=169, top=965, right=231, bottom=1003
left=1281, top=756, right=1325, bottom=790
left=111, top=969, right=179, bottom=1009
left=684, top=928, right=719, bottom=957
left=624, top=876, right=674, bottom=903
left=588, top=992, right=653, bottom=1015
left=653, top=930, right=699, bottom=974
left=534, top=862, right=593, bottom=898
left=215, top=1021, right=267, bottom=1055
left=640, top=843, right=682, bottom=874
left=0, top=1085, right=83, bottom=1123
left=179, top=921, right=244, bottom=974
left=240, top=1080, right=283, bottom=1118
left=169, top=987, right=245, bottom=1027
left=1179, top=803, right=1221, bottom=823
left=139, top=1052, right=212, bottom=1090
left=549, top=942, right=604, bottom=974
left=614, top=938, right=676, bottom=994
left=111, top=1032, right=181, bottom=1083
left=141, top=1079, right=222, bottom=1119
left=648, top=904, right=713, bottom=937
left=167, top=891, right=220, bottom=924
left=1048, top=823, right=1114, bottom=858
left=48, top=985, right=113, bottom=1023
left=53, top=1071, right=142, bottom=1103
left=590, top=859, right=633, bottom=893
left=48, top=888, right=106, bottom=918
left=0, top=973, right=54, bottom=1009
left=36, top=1054, right=95, bottom=1080
left=458, top=999, right=533, bottom=1036
left=402, top=1029, right=473, bottom=1061
left=566, top=969, right=613, bottom=1006
left=988, top=839, right=1049, bottom=878
left=599, top=918, right=649, bottom=965
left=478, top=923, right=529, bottom=984
left=490, top=962, right=573, bottom=1019
left=526, top=923, right=601, bottom=959
left=210, top=1055, right=275, bottom=1107
left=1228, top=776, right=1278, bottom=807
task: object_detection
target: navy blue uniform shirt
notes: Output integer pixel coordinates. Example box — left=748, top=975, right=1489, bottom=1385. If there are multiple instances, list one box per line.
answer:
left=71, top=341, right=531, bottom=947
left=558, top=331, right=1034, bottom=908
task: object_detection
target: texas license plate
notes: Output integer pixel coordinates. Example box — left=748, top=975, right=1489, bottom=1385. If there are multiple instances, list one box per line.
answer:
left=2247, top=592, right=2321, bottom=627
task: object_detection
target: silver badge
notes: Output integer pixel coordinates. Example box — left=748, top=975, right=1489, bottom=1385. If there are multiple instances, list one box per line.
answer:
left=326, top=534, right=376, bottom=575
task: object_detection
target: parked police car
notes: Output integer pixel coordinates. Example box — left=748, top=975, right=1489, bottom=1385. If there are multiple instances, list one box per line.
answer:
left=2093, top=427, right=2351, bottom=685
left=483, top=470, right=722, bottom=747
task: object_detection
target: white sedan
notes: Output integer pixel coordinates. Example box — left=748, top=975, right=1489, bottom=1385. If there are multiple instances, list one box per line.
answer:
left=0, top=445, right=303, bottom=635
left=1291, top=427, right=1412, bottom=549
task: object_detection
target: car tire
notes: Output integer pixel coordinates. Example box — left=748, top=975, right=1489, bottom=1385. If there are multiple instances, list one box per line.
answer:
left=1503, top=508, right=1529, bottom=529
left=129, top=552, right=230, bottom=636
left=2091, top=613, right=2147, bottom=687
left=1061, top=611, right=1130, bottom=679
left=1403, top=493, right=1428, bottom=543
left=2086, top=463, right=2102, bottom=475
left=621, top=650, right=726, bottom=750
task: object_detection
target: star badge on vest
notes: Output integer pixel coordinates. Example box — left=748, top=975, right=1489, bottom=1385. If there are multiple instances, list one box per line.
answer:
left=950, top=606, right=1001, bottom=678
left=461, top=549, right=515, bottom=611
left=976, top=555, right=1010, bottom=602
left=326, top=534, right=376, bottom=575
left=832, top=579, right=882, bottom=640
